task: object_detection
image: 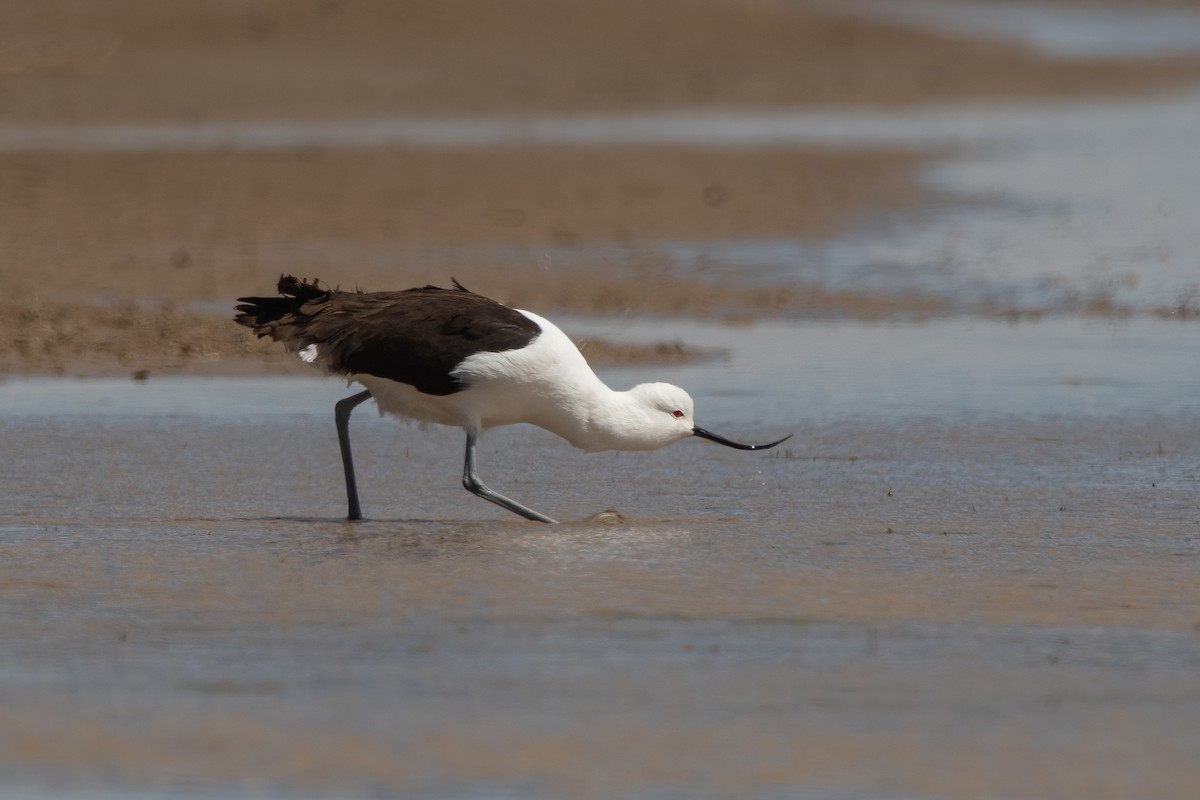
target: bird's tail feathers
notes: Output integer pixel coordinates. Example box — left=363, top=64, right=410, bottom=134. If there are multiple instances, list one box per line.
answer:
left=234, top=274, right=331, bottom=336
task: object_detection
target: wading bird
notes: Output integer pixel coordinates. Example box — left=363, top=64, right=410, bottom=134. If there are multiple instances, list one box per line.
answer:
left=235, top=276, right=788, bottom=523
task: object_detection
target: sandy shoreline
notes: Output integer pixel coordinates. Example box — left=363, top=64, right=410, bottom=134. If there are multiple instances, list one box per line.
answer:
left=0, top=146, right=927, bottom=302
left=2, top=0, right=1199, bottom=377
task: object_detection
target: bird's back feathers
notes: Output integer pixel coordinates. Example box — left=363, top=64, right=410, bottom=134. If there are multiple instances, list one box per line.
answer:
left=235, top=275, right=542, bottom=395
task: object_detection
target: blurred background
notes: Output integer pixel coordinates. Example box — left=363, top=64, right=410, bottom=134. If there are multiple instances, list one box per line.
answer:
left=1, top=0, right=1198, bottom=374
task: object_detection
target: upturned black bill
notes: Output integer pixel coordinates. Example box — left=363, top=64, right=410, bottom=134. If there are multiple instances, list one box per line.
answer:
left=693, top=426, right=791, bottom=451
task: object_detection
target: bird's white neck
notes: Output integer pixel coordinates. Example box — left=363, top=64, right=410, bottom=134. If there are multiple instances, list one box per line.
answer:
left=545, top=383, right=690, bottom=453
left=459, top=310, right=694, bottom=453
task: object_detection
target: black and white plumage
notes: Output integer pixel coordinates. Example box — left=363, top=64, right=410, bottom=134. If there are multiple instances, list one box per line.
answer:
left=235, top=275, right=788, bottom=523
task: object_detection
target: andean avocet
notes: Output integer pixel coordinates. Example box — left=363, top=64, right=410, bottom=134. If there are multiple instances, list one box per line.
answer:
left=235, top=275, right=788, bottom=523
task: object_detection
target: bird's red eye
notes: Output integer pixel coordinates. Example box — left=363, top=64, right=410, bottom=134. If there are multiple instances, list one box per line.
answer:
left=672, top=410, right=684, bottom=419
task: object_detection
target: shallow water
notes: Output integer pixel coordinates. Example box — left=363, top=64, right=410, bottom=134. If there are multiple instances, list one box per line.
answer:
left=4, top=425, right=1199, bottom=799
left=834, top=0, right=1200, bottom=59
left=3, top=316, right=1199, bottom=798
left=3, top=316, right=1196, bottom=427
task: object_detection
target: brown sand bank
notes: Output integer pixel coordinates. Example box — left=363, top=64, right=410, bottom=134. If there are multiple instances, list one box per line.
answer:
left=0, top=147, right=925, bottom=304
left=3, top=0, right=1200, bottom=374
left=0, top=144, right=937, bottom=375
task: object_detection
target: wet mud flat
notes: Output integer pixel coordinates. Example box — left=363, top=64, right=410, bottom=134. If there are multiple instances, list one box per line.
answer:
left=2, top=321, right=1199, bottom=799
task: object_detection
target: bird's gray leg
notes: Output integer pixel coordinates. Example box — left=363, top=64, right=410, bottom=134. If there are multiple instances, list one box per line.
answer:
left=335, top=389, right=373, bottom=521
left=462, top=430, right=557, bottom=524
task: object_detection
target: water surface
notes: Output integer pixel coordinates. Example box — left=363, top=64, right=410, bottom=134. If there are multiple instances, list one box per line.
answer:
left=834, top=0, right=1200, bottom=58
left=3, top=360, right=1198, bottom=798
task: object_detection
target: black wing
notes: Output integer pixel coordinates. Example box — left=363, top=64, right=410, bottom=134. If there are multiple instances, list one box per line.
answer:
left=236, top=276, right=541, bottom=395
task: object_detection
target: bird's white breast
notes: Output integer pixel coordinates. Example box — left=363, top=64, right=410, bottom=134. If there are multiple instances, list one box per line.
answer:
left=451, top=310, right=605, bottom=434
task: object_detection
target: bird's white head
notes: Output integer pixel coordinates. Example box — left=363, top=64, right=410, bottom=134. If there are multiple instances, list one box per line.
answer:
left=624, top=382, right=793, bottom=453
left=584, top=381, right=790, bottom=453
left=625, top=382, right=697, bottom=449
